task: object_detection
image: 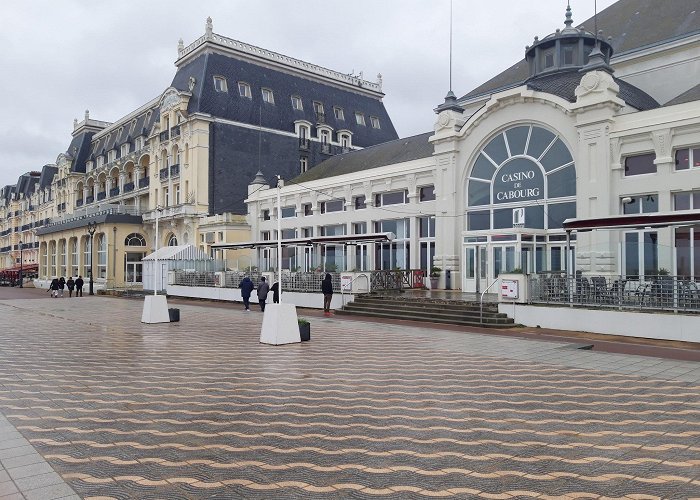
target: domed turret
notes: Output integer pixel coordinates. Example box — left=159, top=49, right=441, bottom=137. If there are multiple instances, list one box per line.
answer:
left=524, top=2, right=613, bottom=80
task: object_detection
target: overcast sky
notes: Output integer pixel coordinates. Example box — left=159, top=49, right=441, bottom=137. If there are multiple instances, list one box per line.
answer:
left=0, top=0, right=616, bottom=187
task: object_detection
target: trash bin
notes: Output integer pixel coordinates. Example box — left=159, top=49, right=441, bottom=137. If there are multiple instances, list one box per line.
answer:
left=168, top=308, right=180, bottom=322
left=445, top=270, right=452, bottom=290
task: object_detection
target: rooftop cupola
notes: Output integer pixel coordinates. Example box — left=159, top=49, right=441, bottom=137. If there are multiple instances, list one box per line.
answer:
left=524, top=1, right=613, bottom=81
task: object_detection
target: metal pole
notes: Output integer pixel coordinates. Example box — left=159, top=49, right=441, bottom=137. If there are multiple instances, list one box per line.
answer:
left=19, top=241, right=23, bottom=288
left=87, top=221, right=96, bottom=295
left=276, top=176, right=283, bottom=303
left=154, top=206, right=161, bottom=296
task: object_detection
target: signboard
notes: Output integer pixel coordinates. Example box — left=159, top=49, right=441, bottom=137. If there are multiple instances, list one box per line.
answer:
left=493, top=158, right=544, bottom=204
left=340, top=274, right=353, bottom=292
left=501, top=279, right=519, bottom=299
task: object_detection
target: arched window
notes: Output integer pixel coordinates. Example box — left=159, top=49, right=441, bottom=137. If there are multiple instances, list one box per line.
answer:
left=97, top=234, right=107, bottom=278
left=125, top=233, right=146, bottom=246
left=167, top=234, right=178, bottom=246
left=83, top=237, right=91, bottom=277
left=70, top=238, right=78, bottom=277
left=466, top=124, right=576, bottom=231
left=59, top=240, right=67, bottom=277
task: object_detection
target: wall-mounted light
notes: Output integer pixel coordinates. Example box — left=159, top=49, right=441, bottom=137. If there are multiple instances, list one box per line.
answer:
left=621, top=197, right=633, bottom=205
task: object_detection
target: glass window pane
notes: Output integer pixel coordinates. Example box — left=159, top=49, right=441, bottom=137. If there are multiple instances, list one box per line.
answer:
left=693, top=192, right=700, bottom=209
left=675, top=227, right=691, bottom=277
left=505, top=246, right=515, bottom=272
left=675, top=149, right=689, bottom=170
left=625, top=233, right=639, bottom=278
left=505, top=126, right=529, bottom=156
left=467, top=211, right=490, bottom=230
left=623, top=197, right=640, bottom=215
left=642, top=194, right=658, bottom=213
left=494, top=247, right=502, bottom=277
left=694, top=226, right=700, bottom=280
left=471, top=154, right=497, bottom=180
left=540, top=138, right=573, bottom=172
left=493, top=208, right=513, bottom=229
left=468, top=180, right=490, bottom=206
left=382, top=191, right=406, bottom=205
left=526, top=127, right=555, bottom=159
left=643, top=232, right=658, bottom=276
left=551, top=247, right=562, bottom=272
left=547, top=164, right=576, bottom=198
left=483, top=133, right=508, bottom=166
left=492, top=157, right=544, bottom=204
left=674, top=192, right=691, bottom=211
left=419, top=185, right=435, bottom=202
left=694, top=149, right=700, bottom=168
left=547, top=202, right=576, bottom=229
left=525, top=206, right=545, bottom=229
left=465, top=248, right=475, bottom=278
left=624, top=153, right=656, bottom=176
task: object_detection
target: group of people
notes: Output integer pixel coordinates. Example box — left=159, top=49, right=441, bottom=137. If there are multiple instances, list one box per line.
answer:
left=238, top=273, right=334, bottom=315
left=48, top=276, right=84, bottom=298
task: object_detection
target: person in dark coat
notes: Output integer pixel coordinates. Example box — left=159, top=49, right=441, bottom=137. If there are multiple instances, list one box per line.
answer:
left=321, top=273, right=333, bottom=315
left=75, top=276, right=84, bottom=297
left=257, top=277, right=270, bottom=312
left=239, top=276, right=254, bottom=311
left=49, top=278, right=59, bottom=298
left=66, top=277, right=75, bottom=298
left=270, top=281, right=280, bottom=304
left=58, top=277, right=66, bottom=298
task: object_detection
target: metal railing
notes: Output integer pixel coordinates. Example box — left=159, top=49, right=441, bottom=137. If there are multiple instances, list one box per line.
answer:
left=529, top=273, right=700, bottom=313
left=369, top=270, right=425, bottom=290
left=173, top=270, right=341, bottom=293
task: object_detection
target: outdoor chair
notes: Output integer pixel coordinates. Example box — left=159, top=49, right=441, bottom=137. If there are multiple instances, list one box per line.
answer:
left=590, top=276, right=613, bottom=304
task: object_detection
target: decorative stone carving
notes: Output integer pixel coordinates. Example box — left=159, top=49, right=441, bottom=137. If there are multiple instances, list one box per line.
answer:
left=609, top=137, right=622, bottom=170
left=188, top=76, right=196, bottom=92
left=436, top=111, right=452, bottom=131
left=161, top=89, right=181, bottom=114
left=651, top=129, right=673, bottom=164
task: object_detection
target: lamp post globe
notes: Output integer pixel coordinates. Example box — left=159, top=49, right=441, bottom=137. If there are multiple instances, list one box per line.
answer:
left=87, top=222, right=97, bottom=295
left=18, top=240, right=23, bottom=288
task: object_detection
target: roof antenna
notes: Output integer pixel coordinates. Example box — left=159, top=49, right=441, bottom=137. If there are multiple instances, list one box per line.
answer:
left=594, top=0, right=598, bottom=41
left=436, top=0, right=463, bottom=113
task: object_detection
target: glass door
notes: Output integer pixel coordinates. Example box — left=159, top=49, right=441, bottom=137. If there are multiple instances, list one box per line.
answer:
left=125, top=252, right=144, bottom=284
left=464, top=245, right=488, bottom=293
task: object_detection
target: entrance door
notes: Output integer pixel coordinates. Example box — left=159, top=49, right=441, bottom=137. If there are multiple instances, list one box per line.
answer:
left=464, top=245, right=488, bottom=293
left=125, top=252, right=144, bottom=284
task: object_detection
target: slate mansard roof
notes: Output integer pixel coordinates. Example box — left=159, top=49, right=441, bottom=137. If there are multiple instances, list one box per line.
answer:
left=526, top=71, right=659, bottom=110
left=463, top=0, right=700, bottom=102
left=170, top=52, right=399, bottom=147
left=293, top=132, right=434, bottom=183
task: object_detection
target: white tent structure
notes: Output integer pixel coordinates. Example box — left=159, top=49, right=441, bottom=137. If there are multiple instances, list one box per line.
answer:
left=142, top=244, right=212, bottom=292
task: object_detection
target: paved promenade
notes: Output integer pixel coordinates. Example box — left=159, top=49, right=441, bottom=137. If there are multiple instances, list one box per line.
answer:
left=0, top=290, right=699, bottom=499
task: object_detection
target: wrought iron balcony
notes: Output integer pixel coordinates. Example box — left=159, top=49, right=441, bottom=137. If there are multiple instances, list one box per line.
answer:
left=170, top=164, right=180, bottom=178
left=97, top=192, right=106, bottom=201
left=159, top=130, right=170, bottom=142
left=109, top=187, right=120, bottom=197
left=299, top=138, right=310, bottom=150
left=170, top=125, right=181, bottom=138
left=85, top=196, right=94, bottom=204
left=76, top=199, right=84, bottom=207
left=159, top=168, right=169, bottom=181
left=123, top=182, right=135, bottom=193
left=138, top=177, right=150, bottom=189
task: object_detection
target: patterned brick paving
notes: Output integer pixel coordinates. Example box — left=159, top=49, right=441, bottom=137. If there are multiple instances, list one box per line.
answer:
left=0, top=295, right=698, bottom=499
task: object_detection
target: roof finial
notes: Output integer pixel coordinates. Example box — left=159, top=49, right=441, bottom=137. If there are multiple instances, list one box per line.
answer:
left=84, top=109, right=89, bottom=121
left=205, top=17, right=213, bottom=39
left=178, top=38, right=184, bottom=53
left=564, top=0, right=573, bottom=28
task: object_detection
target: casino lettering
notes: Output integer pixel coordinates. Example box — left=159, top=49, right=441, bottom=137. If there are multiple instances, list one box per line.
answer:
left=496, top=187, right=541, bottom=201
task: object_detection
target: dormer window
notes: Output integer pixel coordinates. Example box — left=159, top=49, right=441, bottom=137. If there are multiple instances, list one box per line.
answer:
left=313, top=101, right=324, bottom=116
left=96, top=156, right=104, bottom=168
left=355, top=112, right=365, bottom=126
left=213, top=76, right=228, bottom=92
left=134, top=136, right=144, bottom=150
left=262, top=88, right=275, bottom=104
left=291, top=95, right=303, bottom=110
left=107, top=150, right=116, bottom=163
left=121, top=144, right=129, bottom=157
left=334, top=107, right=344, bottom=120
left=238, top=82, right=251, bottom=98
left=339, top=133, right=351, bottom=149
left=370, top=116, right=381, bottom=129
left=130, top=119, right=137, bottom=134
left=86, top=161, right=94, bottom=172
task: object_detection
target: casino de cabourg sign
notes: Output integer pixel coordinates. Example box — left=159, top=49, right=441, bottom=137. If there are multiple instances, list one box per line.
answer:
left=493, top=158, right=544, bottom=204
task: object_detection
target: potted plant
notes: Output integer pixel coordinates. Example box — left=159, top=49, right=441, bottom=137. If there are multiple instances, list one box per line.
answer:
left=429, top=266, right=441, bottom=289
left=298, top=318, right=310, bottom=341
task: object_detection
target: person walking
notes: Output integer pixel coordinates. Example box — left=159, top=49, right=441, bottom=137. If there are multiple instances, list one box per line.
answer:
left=257, top=276, right=270, bottom=312
left=58, top=277, right=66, bottom=298
left=75, top=276, right=84, bottom=297
left=270, top=281, right=280, bottom=304
left=322, top=273, right=333, bottom=315
left=49, top=277, right=59, bottom=298
left=239, top=275, right=254, bottom=312
left=66, top=277, right=75, bottom=298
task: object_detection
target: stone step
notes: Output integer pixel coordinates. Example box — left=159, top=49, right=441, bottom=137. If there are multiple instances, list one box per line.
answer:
left=350, top=296, right=501, bottom=314
left=342, top=302, right=511, bottom=321
left=336, top=307, right=515, bottom=328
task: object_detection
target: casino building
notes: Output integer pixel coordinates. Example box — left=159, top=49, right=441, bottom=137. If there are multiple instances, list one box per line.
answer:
left=246, top=0, right=700, bottom=292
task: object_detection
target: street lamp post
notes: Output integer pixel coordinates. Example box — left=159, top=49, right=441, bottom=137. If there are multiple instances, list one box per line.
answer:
left=18, top=240, right=23, bottom=288
left=87, top=221, right=97, bottom=295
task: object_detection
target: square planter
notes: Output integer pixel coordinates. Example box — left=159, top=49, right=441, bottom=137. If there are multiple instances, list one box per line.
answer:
left=298, top=322, right=310, bottom=341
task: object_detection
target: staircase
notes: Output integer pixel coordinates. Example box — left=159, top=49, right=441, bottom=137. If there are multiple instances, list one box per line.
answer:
left=337, top=293, right=516, bottom=328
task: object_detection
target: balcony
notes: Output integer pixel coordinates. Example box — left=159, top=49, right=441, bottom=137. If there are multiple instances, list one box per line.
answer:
left=159, top=168, right=169, bottom=181
left=159, top=130, right=170, bottom=142
left=123, top=182, right=135, bottom=193
left=170, top=125, right=181, bottom=138
left=142, top=204, right=199, bottom=221
left=138, top=177, right=150, bottom=189
left=109, top=187, right=120, bottom=197
left=76, top=199, right=84, bottom=207
left=97, top=192, right=106, bottom=201
left=299, top=138, right=310, bottom=150
left=170, top=164, right=180, bottom=178
left=85, top=196, right=94, bottom=204
left=321, top=143, right=332, bottom=154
